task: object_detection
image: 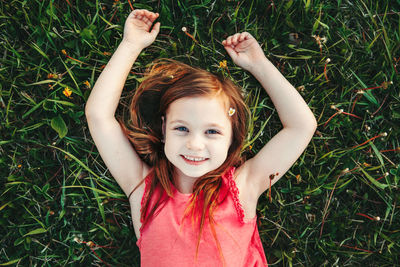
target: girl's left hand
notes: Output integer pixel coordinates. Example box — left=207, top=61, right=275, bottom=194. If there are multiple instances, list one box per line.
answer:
left=222, top=32, right=266, bottom=73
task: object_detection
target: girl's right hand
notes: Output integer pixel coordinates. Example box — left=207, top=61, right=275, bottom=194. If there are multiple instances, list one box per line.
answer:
left=122, top=9, right=161, bottom=50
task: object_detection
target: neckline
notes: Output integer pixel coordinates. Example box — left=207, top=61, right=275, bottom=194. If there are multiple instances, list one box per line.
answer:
left=169, top=181, right=193, bottom=199
left=167, top=166, right=236, bottom=199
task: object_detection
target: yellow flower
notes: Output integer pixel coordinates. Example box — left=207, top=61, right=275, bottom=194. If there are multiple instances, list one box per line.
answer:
left=61, top=49, right=67, bottom=55
left=83, top=80, right=91, bottom=88
left=47, top=73, right=59, bottom=79
left=295, top=174, right=301, bottom=183
left=63, top=87, right=72, bottom=98
left=17, top=164, right=22, bottom=168
left=219, top=60, right=227, bottom=69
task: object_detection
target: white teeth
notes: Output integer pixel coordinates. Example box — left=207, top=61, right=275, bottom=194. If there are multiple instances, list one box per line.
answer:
left=183, top=155, right=206, bottom=161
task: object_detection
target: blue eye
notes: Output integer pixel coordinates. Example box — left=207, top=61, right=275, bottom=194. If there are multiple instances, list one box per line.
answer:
left=175, top=126, right=188, bottom=132
left=206, top=129, right=219, bottom=134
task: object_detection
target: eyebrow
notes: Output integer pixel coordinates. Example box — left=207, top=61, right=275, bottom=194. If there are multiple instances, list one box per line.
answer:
left=169, top=119, right=225, bottom=129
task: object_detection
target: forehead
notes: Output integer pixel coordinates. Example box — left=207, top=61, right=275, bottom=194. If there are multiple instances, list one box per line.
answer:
left=166, top=96, right=231, bottom=126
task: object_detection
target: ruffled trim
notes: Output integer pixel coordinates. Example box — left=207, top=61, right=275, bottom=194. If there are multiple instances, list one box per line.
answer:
left=136, top=170, right=154, bottom=249
left=139, top=169, right=154, bottom=225
left=224, top=166, right=246, bottom=224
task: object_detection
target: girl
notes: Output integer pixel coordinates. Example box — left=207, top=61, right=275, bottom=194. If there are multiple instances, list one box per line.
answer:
left=85, top=9, right=317, bottom=267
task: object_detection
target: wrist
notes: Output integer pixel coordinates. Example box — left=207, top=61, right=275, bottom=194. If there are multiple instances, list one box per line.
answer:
left=248, top=57, right=270, bottom=77
left=119, top=40, right=144, bottom=56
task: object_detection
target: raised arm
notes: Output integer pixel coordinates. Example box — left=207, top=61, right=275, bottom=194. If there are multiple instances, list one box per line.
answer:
left=85, top=9, right=160, bottom=119
left=223, top=32, right=317, bottom=200
left=85, top=10, right=160, bottom=197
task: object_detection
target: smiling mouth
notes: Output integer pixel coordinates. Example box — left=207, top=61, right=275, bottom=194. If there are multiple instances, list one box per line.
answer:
left=181, top=155, right=209, bottom=165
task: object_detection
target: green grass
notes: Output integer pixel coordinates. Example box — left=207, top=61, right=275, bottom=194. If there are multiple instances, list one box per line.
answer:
left=1, top=0, right=399, bottom=266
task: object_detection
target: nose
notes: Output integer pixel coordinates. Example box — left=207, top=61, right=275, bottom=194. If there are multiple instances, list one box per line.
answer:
left=186, top=134, right=205, bottom=151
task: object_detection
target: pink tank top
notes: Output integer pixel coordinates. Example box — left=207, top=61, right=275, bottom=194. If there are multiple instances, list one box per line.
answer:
left=136, top=166, right=268, bottom=267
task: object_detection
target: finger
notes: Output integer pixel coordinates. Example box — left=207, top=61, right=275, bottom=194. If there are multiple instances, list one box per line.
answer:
left=148, top=12, right=159, bottom=22
left=223, top=36, right=229, bottom=45
left=239, top=33, right=247, bottom=42
left=223, top=44, right=238, bottom=60
left=142, top=9, right=152, bottom=19
left=142, top=16, right=151, bottom=25
left=150, top=22, right=161, bottom=37
left=151, top=13, right=160, bottom=23
left=144, top=10, right=158, bottom=20
left=133, top=9, right=142, bottom=16
left=244, top=32, right=253, bottom=40
left=232, top=33, right=241, bottom=44
left=226, top=35, right=234, bottom=46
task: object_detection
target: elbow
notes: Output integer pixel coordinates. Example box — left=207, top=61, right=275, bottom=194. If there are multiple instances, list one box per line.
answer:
left=310, top=117, right=318, bottom=130
left=299, top=119, right=318, bottom=136
left=305, top=113, right=318, bottom=131
left=289, top=117, right=317, bottom=133
left=85, top=104, right=98, bottom=121
left=307, top=118, right=318, bottom=134
left=85, top=104, right=92, bottom=118
left=85, top=100, right=96, bottom=117
left=85, top=105, right=114, bottom=122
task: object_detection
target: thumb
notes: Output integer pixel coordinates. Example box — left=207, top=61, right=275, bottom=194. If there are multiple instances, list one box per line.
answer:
left=150, top=22, right=161, bottom=36
left=223, top=45, right=238, bottom=62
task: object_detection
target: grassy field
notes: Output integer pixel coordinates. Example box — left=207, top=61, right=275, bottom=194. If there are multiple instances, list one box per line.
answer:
left=1, top=0, right=399, bottom=266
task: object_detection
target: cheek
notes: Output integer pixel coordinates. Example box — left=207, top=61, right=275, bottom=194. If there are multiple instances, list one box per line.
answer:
left=164, top=134, right=179, bottom=155
left=163, top=141, right=174, bottom=163
left=166, top=132, right=178, bottom=144
left=212, top=138, right=231, bottom=154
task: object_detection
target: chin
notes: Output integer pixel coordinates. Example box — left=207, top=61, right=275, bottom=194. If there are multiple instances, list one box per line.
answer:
left=178, top=167, right=210, bottom=178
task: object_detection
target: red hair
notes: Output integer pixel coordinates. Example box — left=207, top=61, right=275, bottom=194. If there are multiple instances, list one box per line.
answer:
left=118, top=58, right=250, bottom=265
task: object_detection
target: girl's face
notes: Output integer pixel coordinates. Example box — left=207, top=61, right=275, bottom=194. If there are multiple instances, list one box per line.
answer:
left=162, top=96, right=233, bottom=182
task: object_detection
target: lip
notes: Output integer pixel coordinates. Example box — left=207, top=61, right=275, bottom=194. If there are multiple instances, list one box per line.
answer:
left=181, top=155, right=208, bottom=165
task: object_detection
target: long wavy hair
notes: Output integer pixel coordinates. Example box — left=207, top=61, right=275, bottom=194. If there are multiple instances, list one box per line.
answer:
left=118, top=58, right=250, bottom=265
